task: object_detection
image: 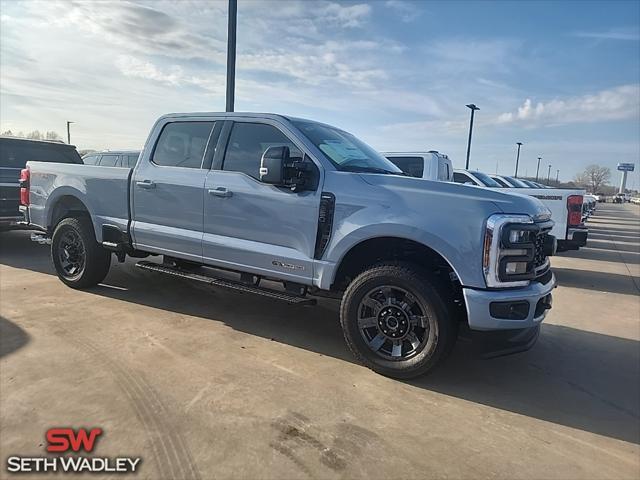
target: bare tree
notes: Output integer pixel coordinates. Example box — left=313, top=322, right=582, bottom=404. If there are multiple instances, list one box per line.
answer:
left=1, top=130, right=14, bottom=136
left=45, top=131, right=61, bottom=140
left=26, top=130, right=43, bottom=140
left=574, top=165, right=611, bottom=193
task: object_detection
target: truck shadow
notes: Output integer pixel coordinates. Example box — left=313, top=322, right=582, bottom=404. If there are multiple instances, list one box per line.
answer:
left=0, top=316, right=31, bottom=359
left=553, top=267, right=640, bottom=295
left=1, top=233, right=639, bottom=445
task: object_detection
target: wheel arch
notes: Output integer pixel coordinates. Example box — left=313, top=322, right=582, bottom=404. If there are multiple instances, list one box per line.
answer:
left=47, top=192, right=93, bottom=232
left=330, top=236, right=462, bottom=293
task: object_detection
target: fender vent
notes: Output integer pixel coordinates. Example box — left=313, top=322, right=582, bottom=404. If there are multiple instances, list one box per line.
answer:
left=314, top=192, right=335, bottom=259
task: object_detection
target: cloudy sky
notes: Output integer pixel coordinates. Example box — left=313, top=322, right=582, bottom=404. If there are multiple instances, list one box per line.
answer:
left=1, top=0, right=639, bottom=187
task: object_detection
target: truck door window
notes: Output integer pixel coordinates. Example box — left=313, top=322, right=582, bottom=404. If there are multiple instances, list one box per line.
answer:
left=152, top=122, right=215, bottom=169
left=385, top=156, right=423, bottom=178
left=82, top=154, right=99, bottom=165
left=99, top=155, right=118, bottom=167
left=223, top=123, right=301, bottom=179
left=453, top=172, right=477, bottom=185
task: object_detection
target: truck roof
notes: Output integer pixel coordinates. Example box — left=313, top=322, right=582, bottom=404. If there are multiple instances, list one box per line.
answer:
left=0, top=136, right=77, bottom=149
left=158, top=112, right=336, bottom=129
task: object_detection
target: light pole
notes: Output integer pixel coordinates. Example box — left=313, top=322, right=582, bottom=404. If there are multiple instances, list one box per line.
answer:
left=556, top=169, right=559, bottom=184
left=535, top=156, right=541, bottom=181
left=225, top=0, right=238, bottom=112
left=547, top=164, right=552, bottom=183
left=66, top=121, right=74, bottom=144
left=465, top=104, right=479, bottom=169
left=514, top=142, right=523, bottom=177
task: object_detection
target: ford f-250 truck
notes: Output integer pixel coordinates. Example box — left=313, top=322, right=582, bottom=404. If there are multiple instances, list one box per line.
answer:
left=20, top=113, right=557, bottom=378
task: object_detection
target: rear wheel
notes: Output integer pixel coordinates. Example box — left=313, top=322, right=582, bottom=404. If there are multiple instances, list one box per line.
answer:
left=51, top=217, right=111, bottom=289
left=340, top=263, right=458, bottom=379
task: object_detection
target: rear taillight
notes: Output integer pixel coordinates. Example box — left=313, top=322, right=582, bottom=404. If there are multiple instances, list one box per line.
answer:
left=567, top=194, right=583, bottom=227
left=19, top=168, right=30, bottom=206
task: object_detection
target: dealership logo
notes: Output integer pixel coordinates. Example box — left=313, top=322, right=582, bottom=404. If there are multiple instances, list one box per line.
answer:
left=6, top=428, right=141, bottom=474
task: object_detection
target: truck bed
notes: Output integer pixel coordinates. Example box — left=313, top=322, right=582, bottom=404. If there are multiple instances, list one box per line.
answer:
left=26, top=162, right=131, bottom=242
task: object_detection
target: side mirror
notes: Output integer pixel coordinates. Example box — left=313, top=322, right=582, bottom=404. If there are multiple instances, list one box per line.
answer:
left=260, top=146, right=290, bottom=185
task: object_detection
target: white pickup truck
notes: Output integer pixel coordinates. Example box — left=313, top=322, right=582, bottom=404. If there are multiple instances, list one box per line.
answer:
left=451, top=169, right=587, bottom=252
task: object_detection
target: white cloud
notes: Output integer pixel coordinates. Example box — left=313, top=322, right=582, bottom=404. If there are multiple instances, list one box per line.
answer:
left=572, top=27, right=640, bottom=41
left=384, top=0, right=423, bottom=22
left=496, top=84, right=640, bottom=126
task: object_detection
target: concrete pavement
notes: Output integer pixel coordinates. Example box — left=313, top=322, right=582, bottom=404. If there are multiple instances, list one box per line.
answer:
left=1, top=203, right=639, bottom=479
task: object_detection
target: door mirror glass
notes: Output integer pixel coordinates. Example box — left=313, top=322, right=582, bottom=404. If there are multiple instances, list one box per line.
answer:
left=260, top=146, right=290, bottom=185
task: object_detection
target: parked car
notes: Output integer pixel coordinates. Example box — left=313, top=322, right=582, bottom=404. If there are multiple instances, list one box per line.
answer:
left=490, top=174, right=530, bottom=188
left=384, top=151, right=453, bottom=181
left=20, top=113, right=557, bottom=379
left=454, top=169, right=586, bottom=252
left=82, top=150, right=141, bottom=168
left=0, top=136, right=82, bottom=229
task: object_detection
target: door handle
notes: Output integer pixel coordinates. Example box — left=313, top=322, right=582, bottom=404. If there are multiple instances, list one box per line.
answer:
left=208, top=187, right=232, bottom=198
left=136, top=180, right=156, bottom=189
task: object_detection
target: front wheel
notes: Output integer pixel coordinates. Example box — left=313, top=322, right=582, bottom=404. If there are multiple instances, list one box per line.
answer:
left=340, top=263, right=458, bottom=379
left=51, top=217, right=111, bottom=289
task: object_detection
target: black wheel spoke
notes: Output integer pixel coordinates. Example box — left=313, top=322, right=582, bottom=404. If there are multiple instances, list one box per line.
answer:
left=358, top=316, right=378, bottom=329
left=391, top=340, right=403, bottom=358
left=368, top=333, right=386, bottom=351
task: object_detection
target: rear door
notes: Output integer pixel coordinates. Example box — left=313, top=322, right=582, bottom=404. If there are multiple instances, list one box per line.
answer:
left=202, top=120, right=321, bottom=283
left=131, top=120, right=219, bottom=261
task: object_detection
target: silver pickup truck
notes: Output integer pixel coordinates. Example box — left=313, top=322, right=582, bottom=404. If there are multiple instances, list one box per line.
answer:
left=20, top=112, right=557, bottom=378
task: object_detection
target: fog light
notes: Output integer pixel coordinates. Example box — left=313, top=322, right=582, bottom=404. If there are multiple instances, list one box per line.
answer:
left=505, top=261, right=528, bottom=274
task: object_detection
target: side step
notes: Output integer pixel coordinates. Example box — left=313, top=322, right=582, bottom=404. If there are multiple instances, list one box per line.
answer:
left=135, top=261, right=316, bottom=306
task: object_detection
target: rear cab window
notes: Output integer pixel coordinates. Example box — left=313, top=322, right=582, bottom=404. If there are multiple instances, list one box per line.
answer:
left=385, top=156, right=424, bottom=178
left=152, top=122, right=216, bottom=169
left=0, top=140, right=83, bottom=168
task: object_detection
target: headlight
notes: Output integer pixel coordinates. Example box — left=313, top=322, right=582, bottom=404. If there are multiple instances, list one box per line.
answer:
left=483, top=214, right=540, bottom=288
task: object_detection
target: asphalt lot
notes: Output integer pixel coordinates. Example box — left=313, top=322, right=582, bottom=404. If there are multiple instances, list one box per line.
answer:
left=1, top=203, right=639, bottom=479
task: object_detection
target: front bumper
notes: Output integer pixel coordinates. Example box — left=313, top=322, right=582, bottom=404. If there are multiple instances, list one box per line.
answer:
left=463, top=272, right=557, bottom=331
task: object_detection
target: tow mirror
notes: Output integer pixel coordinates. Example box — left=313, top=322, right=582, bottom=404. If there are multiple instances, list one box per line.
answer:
left=260, top=146, right=290, bottom=185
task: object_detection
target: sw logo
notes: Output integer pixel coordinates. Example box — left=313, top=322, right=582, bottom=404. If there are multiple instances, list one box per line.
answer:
left=6, top=427, right=141, bottom=474
left=46, top=427, right=103, bottom=452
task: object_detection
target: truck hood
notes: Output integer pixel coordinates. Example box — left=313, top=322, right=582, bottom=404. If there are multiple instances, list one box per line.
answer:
left=359, top=174, right=552, bottom=221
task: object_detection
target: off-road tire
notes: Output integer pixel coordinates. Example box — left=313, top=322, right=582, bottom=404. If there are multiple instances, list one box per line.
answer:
left=340, top=262, right=458, bottom=379
left=51, top=216, right=111, bottom=289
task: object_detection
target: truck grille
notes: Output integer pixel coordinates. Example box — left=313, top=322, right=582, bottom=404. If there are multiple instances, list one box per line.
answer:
left=534, top=232, right=547, bottom=268
left=533, top=224, right=552, bottom=277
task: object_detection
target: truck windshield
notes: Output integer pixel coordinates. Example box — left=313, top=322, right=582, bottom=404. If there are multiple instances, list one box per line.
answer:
left=503, top=176, right=529, bottom=188
left=471, top=171, right=502, bottom=187
left=293, top=121, right=403, bottom=174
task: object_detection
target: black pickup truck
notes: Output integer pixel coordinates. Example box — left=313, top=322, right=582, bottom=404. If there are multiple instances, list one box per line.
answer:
left=0, top=137, right=83, bottom=229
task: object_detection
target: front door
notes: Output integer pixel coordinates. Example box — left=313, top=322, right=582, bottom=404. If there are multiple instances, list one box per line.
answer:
left=132, top=120, right=218, bottom=261
left=202, top=121, right=321, bottom=284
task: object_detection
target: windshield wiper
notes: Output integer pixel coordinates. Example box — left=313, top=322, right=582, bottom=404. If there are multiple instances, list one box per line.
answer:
left=340, top=165, right=405, bottom=175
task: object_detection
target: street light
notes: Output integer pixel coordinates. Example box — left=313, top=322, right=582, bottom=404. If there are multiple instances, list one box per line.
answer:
left=66, top=121, right=74, bottom=145
left=225, top=0, right=238, bottom=112
left=514, top=142, right=523, bottom=177
left=535, top=156, right=542, bottom=181
left=465, top=104, right=479, bottom=169
left=547, top=164, right=552, bottom=183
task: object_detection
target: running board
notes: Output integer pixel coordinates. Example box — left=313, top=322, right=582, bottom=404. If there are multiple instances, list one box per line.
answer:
left=135, top=261, right=316, bottom=305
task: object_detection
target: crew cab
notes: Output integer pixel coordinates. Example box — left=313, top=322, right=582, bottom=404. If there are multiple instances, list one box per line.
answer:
left=452, top=169, right=587, bottom=252
left=0, top=136, right=83, bottom=229
left=20, top=113, right=557, bottom=378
